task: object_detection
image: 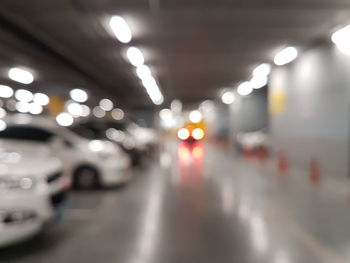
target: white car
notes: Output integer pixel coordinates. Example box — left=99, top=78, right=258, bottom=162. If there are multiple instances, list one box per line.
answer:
left=2, top=115, right=131, bottom=189
left=0, top=148, right=70, bottom=247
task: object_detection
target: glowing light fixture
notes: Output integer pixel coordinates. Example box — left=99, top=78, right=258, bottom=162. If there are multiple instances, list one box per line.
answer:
left=253, top=63, right=271, bottom=77
left=237, top=82, right=253, bottom=96
left=81, top=105, right=91, bottom=117
left=99, top=98, right=113, bottom=111
left=221, top=91, right=235, bottom=104
left=33, top=93, right=50, bottom=106
left=8, top=68, right=34, bottom=84
left=189, top=110, right=202, bottom=123
left=109, top=16, right=132, bottom=44
left=250, top=75, right=268, bottom=89
left=127, top=47, right=144, bottom=67
left=332, top=24, right=350, bottom=54
left=0, top=85, right=14, bottom=98
left=112, top=108, right=124, bottom=120
left=93, top=106, right=105, bottom=118
left=70, top=89, right=88, bottom=103
left=28, top=103, right=43, bottom=115
left=274, top=47, right=298, bottom=66
left=67, top=102, right=83, bottom=117
left=56, top=112, right=74, bottom=127
left=136, top=65, right=152, bottom=80
left=15, top=89, right=33, bottom=102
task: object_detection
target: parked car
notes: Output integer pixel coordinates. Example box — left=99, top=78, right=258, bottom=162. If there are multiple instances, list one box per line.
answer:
left=69, top=120, right=143, bottom=166
left=0, top=147, right=69, bottom=247
left=2, top=115, right=132, bottom=189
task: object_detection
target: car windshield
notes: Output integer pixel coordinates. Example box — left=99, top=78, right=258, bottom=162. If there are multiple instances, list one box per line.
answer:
left=69, top=124, right=104, bottom=140
left=0, top=125, right=53, bottom=143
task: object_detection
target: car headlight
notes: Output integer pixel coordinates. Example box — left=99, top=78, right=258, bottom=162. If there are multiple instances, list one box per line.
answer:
left=0, top=176, right=36, bottom=190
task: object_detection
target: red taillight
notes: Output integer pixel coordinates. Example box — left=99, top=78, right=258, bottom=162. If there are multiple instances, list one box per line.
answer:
left=192, top=128, right=204, bottom=140
left=178, top=128, right=190, bottom=140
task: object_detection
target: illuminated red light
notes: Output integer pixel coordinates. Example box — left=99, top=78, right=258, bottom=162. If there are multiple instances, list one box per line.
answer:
left=178, top=128, right=190, bottom=140
left=192, top=128, right=204, bottom=140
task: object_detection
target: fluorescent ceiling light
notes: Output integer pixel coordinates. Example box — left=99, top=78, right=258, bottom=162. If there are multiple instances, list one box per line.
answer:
left=127, top=47, right=144, bottom=67
left=0, top=85, right=14, bottom=98
left=253, top=63, right=271, bottom=77
left=109, top=16, right=132, bottom=44
left=70, top=89, right=88, bottom=103
left=8, top=68, right=34, bottom=84
left=99, top=98, right=113, bottom=111
left=189, top=110, right=202, bottom=123
left=15, top=89, right=33, bottom=102
left=250, top=75, right=268, bottom=89
left=136, top=65, right=152, bottom=80
left=221, top=91, right=235, bottom=104
left=56, top=112, right=74, bottom=127
left=237, top=82, right=253, bottom=96
left=33, top=93, right=50, bottom=106
left=111, top=108, right=124, bottom=120
left=332, top=24, right=350, bottom=54
left=274, top=47, right=298, bottom=66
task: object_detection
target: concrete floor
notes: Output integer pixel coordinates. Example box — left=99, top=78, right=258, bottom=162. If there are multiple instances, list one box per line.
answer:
left=1, top=141, right=350, bottom=263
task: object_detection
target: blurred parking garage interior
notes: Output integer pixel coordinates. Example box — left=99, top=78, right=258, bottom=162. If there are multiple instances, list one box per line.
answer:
left=3, top=1, right=350, bottom=262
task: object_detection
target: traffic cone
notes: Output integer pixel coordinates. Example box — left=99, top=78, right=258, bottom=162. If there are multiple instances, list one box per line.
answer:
left=309, top=158, right=321, bottom=185
left=243, top=147, right=253, bottom=159
left=277, top=150, right=288, bottom=173
left=257, top=147, right=268, bottom=164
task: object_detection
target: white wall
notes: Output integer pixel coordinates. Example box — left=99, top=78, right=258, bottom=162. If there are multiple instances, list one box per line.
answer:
left=270, top=42, right=350, bottom=178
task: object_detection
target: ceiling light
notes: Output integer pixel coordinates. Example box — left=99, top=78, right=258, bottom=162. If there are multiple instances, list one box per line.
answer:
left=237, top=82, right=253, bottom=96
left=93, top=106, right=105, bottom=118
left=221, top=91, right=235, bottom=104
left=33, top=93, right=50, bottom=106
left=127, top=47, right=144, bottom=67
left=81, top=105, right=91, bottom=117
left=112, top=108, right=124, bottom=120
left=136, top=65, right=152, bottom=80
left=253, top=63, right=271, bottom=77
left=28, top=103, right=43, bottom=115
left=8, top=68, right=34, bottom=84
left=0, top=85, right=13, bottom=98
left=16, top=102, right=30, bottom=113
left=15, top=89, right=33, bottom=102
left=274, top=47, right=298, bottom=66
left=67, top=102, right=83, bottom=117
left=332, top=24, right=350, bottom=54
left=70, top=88, right=88, bottom=103
left=189, top=110, right=202, bottom=123
left=109, top=16, right=132, bottom=44
left=56, top=112, right=74, bottom=127
left=99, top=98, right=113, bottom=111
left=250, top=75, right=268, bottom=89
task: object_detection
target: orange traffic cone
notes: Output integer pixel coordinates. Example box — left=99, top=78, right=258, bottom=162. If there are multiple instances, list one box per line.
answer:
left=257, top=147, right=268, bottom=164
left=277, top=150, right=288, bottom=173
left=243, top=147, right=253, bottom=159
left=309, top=158, right=321, bottom=185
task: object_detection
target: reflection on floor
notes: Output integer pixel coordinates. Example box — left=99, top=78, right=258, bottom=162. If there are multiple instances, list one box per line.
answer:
left=1, top=141, right=350, bottom=263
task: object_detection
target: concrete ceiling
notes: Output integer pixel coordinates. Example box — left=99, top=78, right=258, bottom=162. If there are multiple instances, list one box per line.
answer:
left=0, top=0, right=349, bottom=108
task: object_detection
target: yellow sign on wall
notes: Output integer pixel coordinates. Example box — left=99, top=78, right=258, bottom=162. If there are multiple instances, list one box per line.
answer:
left=269, top=91, right=286, bottom=115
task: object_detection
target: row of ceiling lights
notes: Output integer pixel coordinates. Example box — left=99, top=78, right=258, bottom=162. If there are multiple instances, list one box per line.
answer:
left=221, top=23, right=350, bottom=105
left=109, top=16, right=164, bottom=105
left=0, top=70, right=125, bottom=126
left=56, top=88, right=125, bottom=126
left=221, top=46, right=297, bottom=104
